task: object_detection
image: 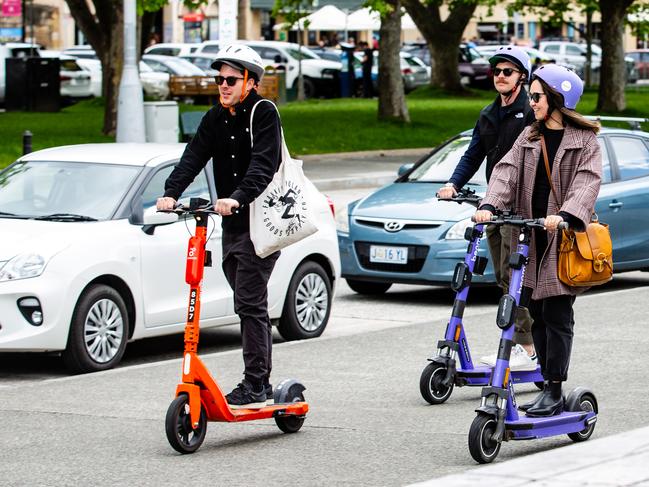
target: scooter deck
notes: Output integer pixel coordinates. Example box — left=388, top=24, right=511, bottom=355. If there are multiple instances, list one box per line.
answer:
left=457, top=365, right=542, bottom=386
left=506, top=410, right=597, bottom=439
left=209, top=401, right=309, bottom=422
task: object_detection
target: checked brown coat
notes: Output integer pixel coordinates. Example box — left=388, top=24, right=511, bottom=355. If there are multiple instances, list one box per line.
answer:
left=481, top=124, right=602, bottom=300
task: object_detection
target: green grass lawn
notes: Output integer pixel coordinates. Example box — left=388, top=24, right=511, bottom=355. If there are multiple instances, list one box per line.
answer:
left=2, top=87, right=648, bottom=170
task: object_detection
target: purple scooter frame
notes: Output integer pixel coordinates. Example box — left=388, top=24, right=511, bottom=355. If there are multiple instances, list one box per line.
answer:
left=420, top=190, right=543, bottom=405
left=468, top=215, right=598, bottom=464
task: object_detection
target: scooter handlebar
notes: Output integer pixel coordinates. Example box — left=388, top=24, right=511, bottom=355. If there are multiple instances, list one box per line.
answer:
left=437, top=188, right=482, bottom=208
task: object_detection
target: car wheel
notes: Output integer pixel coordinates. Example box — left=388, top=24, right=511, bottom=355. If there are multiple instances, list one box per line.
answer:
left=278, top=261, right=332, bottom=341
left=303, top=77, right=316, bottom=98
left=62, top=284, right=129, bottom=374
left=346, top=279, right=392, bottom=295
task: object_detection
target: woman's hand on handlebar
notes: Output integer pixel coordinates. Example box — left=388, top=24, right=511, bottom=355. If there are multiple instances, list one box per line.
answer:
left=473, top=209, right=493, bottom=223
left=215, top=198, right=240, bottom=216
left=544, top=214, right=564, bottom=232
left=437, top=185, right=457, bottom=199
left=156, top=197, right=177, bottom=211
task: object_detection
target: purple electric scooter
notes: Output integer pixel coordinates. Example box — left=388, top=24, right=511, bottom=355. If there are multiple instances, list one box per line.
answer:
left=468, top=214, right=597, bottom=464
left=420, top=189, right=543, bottom=405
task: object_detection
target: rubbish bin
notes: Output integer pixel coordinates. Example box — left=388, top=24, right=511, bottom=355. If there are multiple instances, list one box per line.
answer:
left=143, top=101, right=180, bottom=143
left=5, top=57, right=61, bottom=112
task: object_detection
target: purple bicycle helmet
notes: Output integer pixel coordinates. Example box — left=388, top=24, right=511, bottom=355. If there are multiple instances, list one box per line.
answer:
left=489, top=45, right=531, bottom=79
left=532, top=64, right=584, bottom=110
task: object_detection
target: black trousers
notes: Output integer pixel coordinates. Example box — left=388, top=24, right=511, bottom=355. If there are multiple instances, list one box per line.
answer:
left=222, top=231, right=279, bottom=387
left=529, top=295, right=576, bottom=382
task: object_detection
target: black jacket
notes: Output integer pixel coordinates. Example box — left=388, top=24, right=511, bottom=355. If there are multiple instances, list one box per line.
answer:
left=449, top=88, right=534, bottom=189
left=164, top=91, right=281, bottom=233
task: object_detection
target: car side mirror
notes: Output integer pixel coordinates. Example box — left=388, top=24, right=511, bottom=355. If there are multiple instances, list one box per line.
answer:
left=398, top=163, right=414, bottom=177
left=142, top=205, right=178, bottom=226
left=274, top=54, right=285, bottom=64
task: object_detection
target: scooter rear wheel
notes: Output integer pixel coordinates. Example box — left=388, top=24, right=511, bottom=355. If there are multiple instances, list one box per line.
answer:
left=419, top=362, right=454, bottom=404
left=165, top=394, right=207, bottom=454
left=468, top=413, right=501, bottom=464
left=275, top=384, right=306, bottom=434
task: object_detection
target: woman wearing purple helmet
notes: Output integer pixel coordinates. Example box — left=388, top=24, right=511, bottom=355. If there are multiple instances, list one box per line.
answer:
left=473, top=64, right=602, bottom=417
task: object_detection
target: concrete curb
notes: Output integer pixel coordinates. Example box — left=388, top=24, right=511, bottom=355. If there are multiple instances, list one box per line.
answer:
left=299, top=147, right=431, bottom=161
left=312, top=173, right=396, bottom=191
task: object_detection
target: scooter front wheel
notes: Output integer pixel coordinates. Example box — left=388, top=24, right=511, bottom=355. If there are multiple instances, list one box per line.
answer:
left=468, top=413, right=501, bottom=464
left=419, top=362, right=454, bottom=404
left=165, top=394, right=207, bottom=454
left=566, top=388, right=598, bottom=442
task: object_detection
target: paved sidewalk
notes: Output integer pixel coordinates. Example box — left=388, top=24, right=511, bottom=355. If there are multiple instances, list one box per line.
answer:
left=300, top=148, right=430, bottom=191
left=412, top=425, right=649, bottom=486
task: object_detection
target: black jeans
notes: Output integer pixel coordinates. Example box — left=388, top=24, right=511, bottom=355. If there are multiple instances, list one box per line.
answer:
left=529, top=294, right=576, bottom=381
left=222, top=231, right=280, bottom=388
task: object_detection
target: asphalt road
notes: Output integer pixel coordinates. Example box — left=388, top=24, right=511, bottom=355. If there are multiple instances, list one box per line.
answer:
left=1, top=271, right=648, bottom=486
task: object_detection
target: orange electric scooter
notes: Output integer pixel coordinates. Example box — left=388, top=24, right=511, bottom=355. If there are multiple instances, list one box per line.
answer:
left=162, top=198, right=309, bottom=454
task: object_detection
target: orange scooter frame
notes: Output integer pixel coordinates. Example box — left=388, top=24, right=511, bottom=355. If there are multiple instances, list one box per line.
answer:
left=163, top=200, right=309, bottom=454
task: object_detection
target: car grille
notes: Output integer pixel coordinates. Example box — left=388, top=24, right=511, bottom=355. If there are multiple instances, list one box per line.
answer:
left=354, top=241, right=429, bottom=273
left=354, top=217, right=442, bottom=231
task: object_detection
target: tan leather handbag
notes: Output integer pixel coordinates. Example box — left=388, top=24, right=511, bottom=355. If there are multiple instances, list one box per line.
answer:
left=541, top=136, right=613, bottom=287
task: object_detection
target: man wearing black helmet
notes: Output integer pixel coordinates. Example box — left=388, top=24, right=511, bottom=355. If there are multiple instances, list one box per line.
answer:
left=438, top=45, right=537, bottom=371
left=157, top=44, right=282, bottom=409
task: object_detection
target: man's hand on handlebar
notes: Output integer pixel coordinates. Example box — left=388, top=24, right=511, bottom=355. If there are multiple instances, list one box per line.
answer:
left=437, top=185, right=458, bottom=199
left=215, top=198, right=240, bottom=216
left=473, top=209, right=493, bottom=223
left=157, top=197, right=177, bottom=211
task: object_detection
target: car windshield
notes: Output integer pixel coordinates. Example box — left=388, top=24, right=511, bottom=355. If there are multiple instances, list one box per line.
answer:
left=165, top=57, right=205, bottom=75
left=0, top=161, right=141, bottom=220
left=406, top=136, right=487, bottom=184
left=285, top=47, right=319, bottom=60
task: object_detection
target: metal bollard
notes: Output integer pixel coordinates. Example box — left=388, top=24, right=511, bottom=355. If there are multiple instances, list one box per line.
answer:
left=23, top=130, right=32, bottom=155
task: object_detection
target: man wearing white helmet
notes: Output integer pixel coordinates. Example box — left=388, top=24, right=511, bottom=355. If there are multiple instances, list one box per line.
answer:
left=438, top=45, right=538, bottom=371
left=157, top=44, right=282, bottom=409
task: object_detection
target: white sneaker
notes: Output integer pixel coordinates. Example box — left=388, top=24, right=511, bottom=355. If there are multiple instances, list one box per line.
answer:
left=479, top=344, right=538, bottom=371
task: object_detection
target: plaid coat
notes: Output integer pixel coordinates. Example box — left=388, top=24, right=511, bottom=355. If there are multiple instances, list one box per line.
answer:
left=481, top=124, right=602, bottom=300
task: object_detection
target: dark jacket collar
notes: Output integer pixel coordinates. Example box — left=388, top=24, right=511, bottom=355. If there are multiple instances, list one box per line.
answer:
left=214, top=89, right=262, bottom=119
left=481, top=87, right=529, bottom=126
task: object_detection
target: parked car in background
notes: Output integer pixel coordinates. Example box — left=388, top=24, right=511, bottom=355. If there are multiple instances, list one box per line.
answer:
left=538, top=41, right=638, bottom=83
left=141, top=54, right=206, bottom=76
left=143, top=42, right=199, bottom=57
left=180, top=53, right=219, bottom=75
left=402, top=42, right=491, bottom=88
left=138, top=61, right=170, bottom=99
left=0, top=144, right=340, bottom=373
left=74, top=58, right=102, bottom=97
left=474, top=44, right=578, bottom=74
left=62, top=45, right=98, bottom=60
left=337, top=123, right=649, bottom=293
left=38, top=51, right=93, bottom=100
left=626, top=49, right=649, bottom=80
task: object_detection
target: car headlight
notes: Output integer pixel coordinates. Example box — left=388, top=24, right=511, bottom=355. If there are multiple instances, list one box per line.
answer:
left=336, top=208, right=350, bottom=234
left=445, top=218, right=473, bottom=240
left=0, top=253, right=48, bottom=282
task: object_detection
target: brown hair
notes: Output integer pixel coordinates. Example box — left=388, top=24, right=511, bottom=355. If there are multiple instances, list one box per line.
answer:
left=527, top=77, right=600, bottom=141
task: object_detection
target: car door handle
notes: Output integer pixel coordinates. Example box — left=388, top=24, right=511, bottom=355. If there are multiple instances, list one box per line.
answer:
left=609, top=201, right=623, bottom=209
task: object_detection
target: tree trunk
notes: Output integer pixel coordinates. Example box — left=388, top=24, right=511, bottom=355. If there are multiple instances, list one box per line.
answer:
left=378, top=1, right=409, bottom=123
left=297, top=24, right=305, bottom=101
left=402, top=0, right=477, bottom=92
left=64, top=0, right=123, bottom=135
left=597, top=0, right=633, bottom=112
left=584, top=10, right=593, bottom=88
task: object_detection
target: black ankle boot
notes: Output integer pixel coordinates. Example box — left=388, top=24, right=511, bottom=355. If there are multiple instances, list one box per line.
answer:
left=519, top=383, right=547, bottom=412
left=526, top=381, right=564, bottom=417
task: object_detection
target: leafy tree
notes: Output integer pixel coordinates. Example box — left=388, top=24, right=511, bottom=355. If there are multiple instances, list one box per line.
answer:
left=273, top=0, right=314, bottom=101
left=367, top=0, right=410, bottom=122
left=401, top=0, right=495, bottom=92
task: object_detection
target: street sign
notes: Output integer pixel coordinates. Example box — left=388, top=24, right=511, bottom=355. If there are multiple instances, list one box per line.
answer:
left=218, top=0, right=237, bottom=43
left=2, top=0, right=21, bottom=16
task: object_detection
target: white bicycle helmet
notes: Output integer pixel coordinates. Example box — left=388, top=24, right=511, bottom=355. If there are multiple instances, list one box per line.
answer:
left=211, top=44, right=265, bottom=81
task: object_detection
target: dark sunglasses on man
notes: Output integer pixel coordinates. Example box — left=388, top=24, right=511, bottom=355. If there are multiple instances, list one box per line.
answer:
left=493, top=67, right=520, bottom=77
left=215, top=75, right=245, bottom=87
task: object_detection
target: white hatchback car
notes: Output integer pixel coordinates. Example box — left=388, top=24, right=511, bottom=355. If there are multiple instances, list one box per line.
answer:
left=0, top=144, right=340, bottom=373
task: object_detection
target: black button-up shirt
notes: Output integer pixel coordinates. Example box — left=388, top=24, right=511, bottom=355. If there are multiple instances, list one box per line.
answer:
left=164, top=91, right=281, bottom=233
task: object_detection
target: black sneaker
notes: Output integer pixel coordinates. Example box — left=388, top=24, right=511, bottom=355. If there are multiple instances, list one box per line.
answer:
left=226, top=380, right=267, bottom=410
left=265, top=384, right=274, bottom=405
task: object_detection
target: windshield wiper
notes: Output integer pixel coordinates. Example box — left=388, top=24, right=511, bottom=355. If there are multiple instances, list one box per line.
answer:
left=0, top=211, right=28, bottom=218
left=33, top=213, right=98, bottom=222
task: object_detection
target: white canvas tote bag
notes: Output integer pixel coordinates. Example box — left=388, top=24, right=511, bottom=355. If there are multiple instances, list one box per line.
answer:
left=248, top=100, right=318, bottom=258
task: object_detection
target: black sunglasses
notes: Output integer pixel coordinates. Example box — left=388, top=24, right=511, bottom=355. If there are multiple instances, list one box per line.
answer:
left=214, top=75, right=245, bottom=87
left=493, top=67, right=520, bottom=77
left=529, top=92, right=546, bottom=103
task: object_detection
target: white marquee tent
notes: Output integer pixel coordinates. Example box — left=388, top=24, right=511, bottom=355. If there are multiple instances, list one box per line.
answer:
left=275, top=5, right=418, bottom=32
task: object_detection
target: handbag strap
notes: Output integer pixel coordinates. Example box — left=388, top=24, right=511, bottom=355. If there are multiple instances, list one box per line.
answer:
left=249, top=98, right=290, bottom=164
left=540, top=135, right=562, bottom=206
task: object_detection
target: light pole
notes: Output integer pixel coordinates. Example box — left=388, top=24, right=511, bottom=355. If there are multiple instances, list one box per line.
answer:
left=116, top=0, right=146, bottom=142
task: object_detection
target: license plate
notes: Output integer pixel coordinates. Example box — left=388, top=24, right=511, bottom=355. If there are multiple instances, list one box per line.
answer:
left=369, top=245, right=408, bottom=264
